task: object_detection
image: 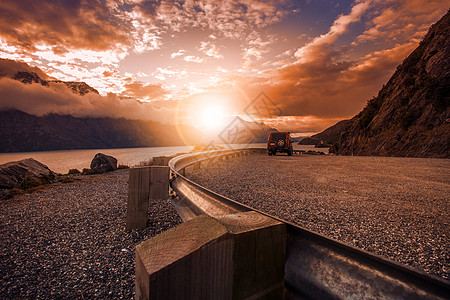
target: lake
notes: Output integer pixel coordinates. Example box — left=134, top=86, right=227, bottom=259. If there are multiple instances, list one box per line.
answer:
left=0, top=144, right=327, bottom=174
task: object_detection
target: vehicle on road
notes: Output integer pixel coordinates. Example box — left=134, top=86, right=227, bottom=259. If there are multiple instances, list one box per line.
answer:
left=267, top=132, right=293, bottom=156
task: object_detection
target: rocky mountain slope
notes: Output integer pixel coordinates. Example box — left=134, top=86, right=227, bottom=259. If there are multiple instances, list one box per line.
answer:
left=331, top=11, right=449, bottom=158
left=299, top=119, right=351, bottom=146
left=12, top=70, right=99, bottom=95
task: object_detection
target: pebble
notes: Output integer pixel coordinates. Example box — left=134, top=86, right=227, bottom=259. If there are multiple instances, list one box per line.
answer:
left=0, top=169, right=182, bottom=299
left=187, top=154, right=450, bottom=280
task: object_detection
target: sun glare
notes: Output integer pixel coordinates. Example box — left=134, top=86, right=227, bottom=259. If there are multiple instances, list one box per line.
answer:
left=198, top=104, right=228, bottom=132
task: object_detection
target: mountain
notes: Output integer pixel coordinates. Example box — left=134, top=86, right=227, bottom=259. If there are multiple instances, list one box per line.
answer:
left=0, top=110, right=206, bottom=152
left=215, top=116, right=277, bottom=145
left=298, top=119, right=351, bottom=147
left=11, top=70, right=99, bottom=95
left=51, top=80, right=99, bottom=95
left=330, top=11, right=449, bottom=158
left=0, top=110, right=276, bottom=152
left=0, top=59, right=276, bottom=152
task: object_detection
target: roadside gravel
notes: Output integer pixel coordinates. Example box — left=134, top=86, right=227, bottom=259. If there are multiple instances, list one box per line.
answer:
left=0, top=169, right=182, bottom=299
left=187, top=154, right=450, bottom=280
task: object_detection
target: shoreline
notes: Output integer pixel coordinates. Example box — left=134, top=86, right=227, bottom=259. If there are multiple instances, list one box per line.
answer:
left=1, top=153, right=448, bottom=297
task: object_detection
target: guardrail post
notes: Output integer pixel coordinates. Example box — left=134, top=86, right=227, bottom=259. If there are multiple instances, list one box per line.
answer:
left=135, top=211, right=286, bottom=300
left=126, top=166, right=170, bottom=231
left=193, top=161, right=201, bottom=170
left=153, top=156, right=171, bottom=166
left=217, top=211, right=286, bottom=299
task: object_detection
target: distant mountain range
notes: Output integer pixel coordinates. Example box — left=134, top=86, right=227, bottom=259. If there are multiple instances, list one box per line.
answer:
left=0, top=109, right=276, bottom=152
left=0, top=109, right=200, bottom=152
left=311, top=11, right=449, bottom=158
left=0, top=63, right=275, bottom=152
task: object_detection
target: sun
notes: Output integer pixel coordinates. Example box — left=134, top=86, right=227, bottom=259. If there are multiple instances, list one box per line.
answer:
left=198, top=104, right=228, bottom=132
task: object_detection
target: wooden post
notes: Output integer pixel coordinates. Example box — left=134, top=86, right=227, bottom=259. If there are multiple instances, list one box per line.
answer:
left=193, top=162, right=201, bottom=170
left=217, top=211, right=286, bottom=299
left=126, top=166, right=170, bottom=231
left=153, top=156, right=171, bottom=166
left=135, top=215, right=232, bottom=300
left=135, top=211, right=286, bottom=299
left=207, top=157, right=215, bottom=167
left=126, top=167, right=151, bottom=231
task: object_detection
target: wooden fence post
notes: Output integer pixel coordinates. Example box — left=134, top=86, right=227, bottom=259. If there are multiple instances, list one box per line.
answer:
left=126, top=166, right=169, bottom=231
left=135, top=211, right=286, bottom=299
left=153, top=156, right=171, bottom=166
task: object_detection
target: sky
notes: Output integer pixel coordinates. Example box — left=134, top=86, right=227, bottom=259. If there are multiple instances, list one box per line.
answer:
left=0, top=0, right=448, bottom=135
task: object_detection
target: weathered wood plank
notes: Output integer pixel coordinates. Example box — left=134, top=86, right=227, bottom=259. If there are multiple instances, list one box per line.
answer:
left=217, top=211, right=286, bottom=299
left=135, top=211, right=286, bottom=299
left=153, top=156, right=171, bottom=166
left=126, top=167, right=151, bottom=231
left=135, top=215, right=232, bottom=300
left=149, top=166, right=169, bottom=200
left=126, top=166, right=169, bottom=231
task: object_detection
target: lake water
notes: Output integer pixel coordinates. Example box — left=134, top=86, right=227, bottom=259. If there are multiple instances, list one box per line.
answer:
left=0, top=144, right=327, bottom=174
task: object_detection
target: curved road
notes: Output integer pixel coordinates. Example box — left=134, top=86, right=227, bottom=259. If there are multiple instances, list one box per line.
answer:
left=187, top=153, right=450, bottom=280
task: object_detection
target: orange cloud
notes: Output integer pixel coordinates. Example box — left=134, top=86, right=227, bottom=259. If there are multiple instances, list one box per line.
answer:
left=356, top=0, right=448, bottom=44
left=121, top=81, right=168, bottom=100
left=0, top=77, right=174, bottom=123
left=256, top=42, right=418, bottom=119
left=0, top=0, right=129, bottom=52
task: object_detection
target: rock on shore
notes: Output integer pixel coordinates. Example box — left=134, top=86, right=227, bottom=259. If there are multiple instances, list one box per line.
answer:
left=90, top=153, right=118, bottom=174
left=0, top=158, right=54, bottom=189
left=0, top=158, right=55, bottom=199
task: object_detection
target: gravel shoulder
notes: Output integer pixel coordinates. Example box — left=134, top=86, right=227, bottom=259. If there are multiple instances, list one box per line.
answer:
left=0, top=169, right=182, bottom=299
left=187, top=154, right=450, bottom=280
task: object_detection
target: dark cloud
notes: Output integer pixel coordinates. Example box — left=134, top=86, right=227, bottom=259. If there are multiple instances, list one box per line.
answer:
left=0, top=0, right=129, bottom=52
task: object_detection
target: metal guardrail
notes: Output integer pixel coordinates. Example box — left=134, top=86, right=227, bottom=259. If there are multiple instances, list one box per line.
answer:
left=168, top=148, right=450, bottom=299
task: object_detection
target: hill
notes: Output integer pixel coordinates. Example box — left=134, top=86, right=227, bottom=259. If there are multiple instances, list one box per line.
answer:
left=0, top=110, right=274, bottom=152
left=0, top=110, right=206, bottom=152
left=298, top=119, right=351, bottom=147
left=330, top=11, right=449, bottom=158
